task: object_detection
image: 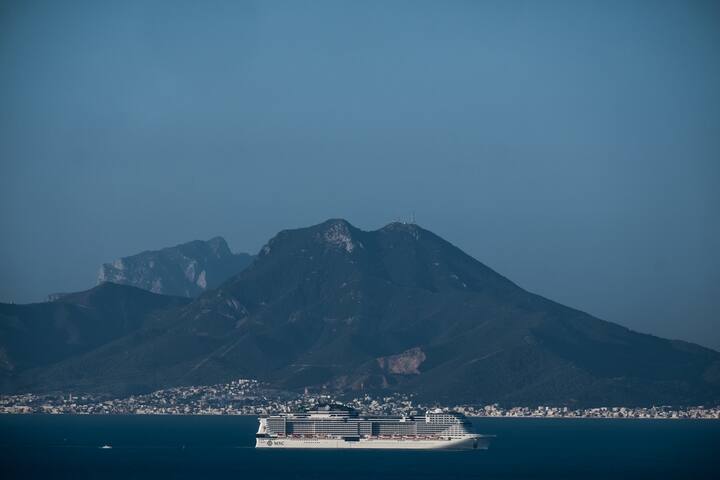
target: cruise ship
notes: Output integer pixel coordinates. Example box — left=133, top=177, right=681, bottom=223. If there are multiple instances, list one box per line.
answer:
left=255, top=405, right=490, bottom=449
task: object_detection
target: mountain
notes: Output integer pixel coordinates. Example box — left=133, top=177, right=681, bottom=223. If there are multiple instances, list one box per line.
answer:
left=97, top=237, right=254, bottom=298
left=6, top=219, right=720, bottom=406
left=0, top=283, right=190, bottom=391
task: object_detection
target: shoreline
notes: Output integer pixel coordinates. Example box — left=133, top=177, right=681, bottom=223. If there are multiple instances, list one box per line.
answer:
left=1, top=412, right=718, bottom=420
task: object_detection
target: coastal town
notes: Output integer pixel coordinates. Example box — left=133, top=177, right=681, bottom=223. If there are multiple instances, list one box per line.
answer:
left=1, top=379, right=718, bottom=419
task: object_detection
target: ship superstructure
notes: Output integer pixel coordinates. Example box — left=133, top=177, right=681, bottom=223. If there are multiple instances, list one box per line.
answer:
left=255, top=405, right=489, bottom=449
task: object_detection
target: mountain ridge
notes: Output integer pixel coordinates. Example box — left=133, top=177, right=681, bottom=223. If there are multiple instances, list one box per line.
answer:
left=97, top=236, right=254, bottom=298
left=4, top=219, right=719, bottom=406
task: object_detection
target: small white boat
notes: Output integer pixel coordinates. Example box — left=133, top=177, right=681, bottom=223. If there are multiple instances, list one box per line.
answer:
left=100, top=444, right=112, bottom=449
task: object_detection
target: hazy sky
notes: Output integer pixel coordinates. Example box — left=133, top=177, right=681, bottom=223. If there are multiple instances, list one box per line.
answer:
left=1, top=1, right=718, bottom=349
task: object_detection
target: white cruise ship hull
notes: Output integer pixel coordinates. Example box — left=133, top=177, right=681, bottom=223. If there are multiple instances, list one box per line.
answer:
left=256, top=435, right=488, bottom=450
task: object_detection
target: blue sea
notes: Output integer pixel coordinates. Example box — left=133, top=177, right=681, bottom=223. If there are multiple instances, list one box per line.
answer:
left=1, top=415, right=718, bottom=479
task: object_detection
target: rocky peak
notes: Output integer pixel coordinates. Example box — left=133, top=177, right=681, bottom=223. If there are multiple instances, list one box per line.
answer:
left=206, top=236, right=232, bottom=258
left=318, top=219, right=362, bottom=253
left=96, top=237, right=254, bottom=297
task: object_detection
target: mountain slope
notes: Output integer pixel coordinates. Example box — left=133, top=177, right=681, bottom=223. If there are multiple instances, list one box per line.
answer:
left=97, top=237, right=254, bottom=297
left=0, top=283, right=190, bottom=390
left=10, top=220, right=720, bottom=405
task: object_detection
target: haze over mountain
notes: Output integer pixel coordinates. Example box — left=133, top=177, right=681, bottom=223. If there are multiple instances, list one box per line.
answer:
left=2, top=1, right=718, bottom=352
left=4, top=219, right=718, bottom=407
left=97, top=237, right=254, bottom=298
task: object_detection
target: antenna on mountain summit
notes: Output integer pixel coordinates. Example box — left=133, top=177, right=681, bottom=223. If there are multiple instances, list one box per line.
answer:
left=393, top=214, right=416, bottom=225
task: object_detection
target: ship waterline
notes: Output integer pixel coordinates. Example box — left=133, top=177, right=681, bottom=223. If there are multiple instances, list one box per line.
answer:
left=257, top=436, right=488, bottom=450
left=255, top=405, right=490, bottom=450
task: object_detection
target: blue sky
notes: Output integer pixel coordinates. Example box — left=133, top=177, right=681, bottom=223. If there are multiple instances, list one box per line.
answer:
left=1, top=0, right=718, bottom=348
